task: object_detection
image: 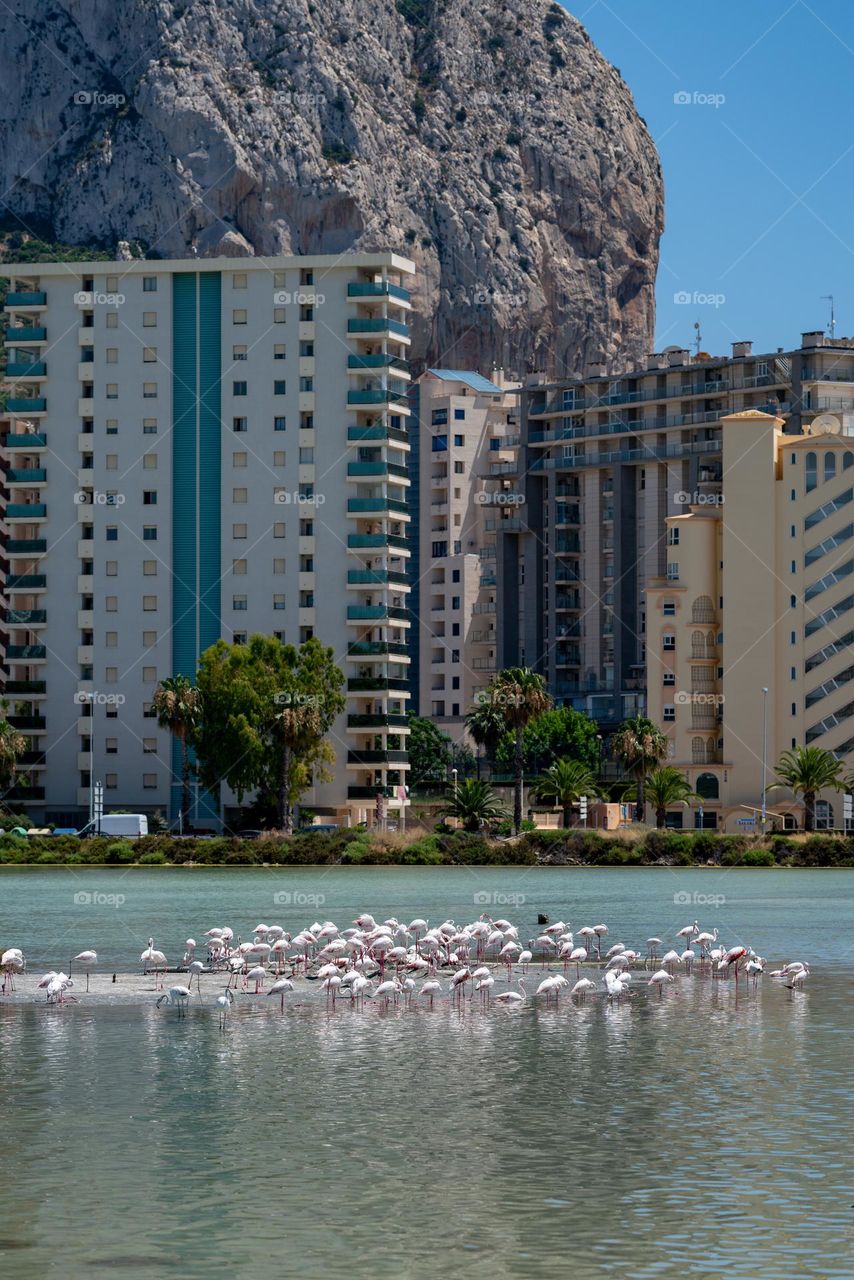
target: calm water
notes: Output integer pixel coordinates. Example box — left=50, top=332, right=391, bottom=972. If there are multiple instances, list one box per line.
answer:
left=2, top=866, right=853, bottom=1279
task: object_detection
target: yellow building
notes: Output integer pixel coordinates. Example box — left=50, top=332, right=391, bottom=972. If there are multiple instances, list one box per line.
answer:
left=646, top=409, right=854, bottom=832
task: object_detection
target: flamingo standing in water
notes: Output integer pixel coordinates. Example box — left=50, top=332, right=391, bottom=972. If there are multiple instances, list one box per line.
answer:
left=156, top=985, right=191, bottom=1017
left=71, top=950, right=97, bottom=992
left=215, top=988, right=234, bottom=1029
left=717, top=945, right=748, bottom=986
left=420, top=979, right=441, bottom=1007
left=1, top=948, right=24, bottom=993
left=571, top=977, right=596, bottom=1000
left=186, top=960, right=204, bottom=992
left=268, top=977, right=294, bottom=1012
left=140, top=938, right=167, bottom=988
left=494, top=979, right=527, bottom=1006
left=648, top=969, right=675, bottom=997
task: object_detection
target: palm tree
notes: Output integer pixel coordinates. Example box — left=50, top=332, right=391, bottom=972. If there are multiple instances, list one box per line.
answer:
left=644, top=767, right=699, bottom=829
left=533, top=758, right=599, bottom=828
left=153, top=676, right=203, bottom=833
left=443, top=778, right=507, bottom=833
left=0, top=706, right=27, bottom=794
left=768, top=745, right=846, bottom=832
left=272, top=700, right=325, bottom=832
left=464, top=699, right=506, bottom=778
left=489, top=668, right=552, bottom=834
left=611, top=715, right=668, bottom=823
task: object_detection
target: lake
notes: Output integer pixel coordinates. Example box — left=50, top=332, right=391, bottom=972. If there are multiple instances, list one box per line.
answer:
left=1, top=866, right=853, bottom=1279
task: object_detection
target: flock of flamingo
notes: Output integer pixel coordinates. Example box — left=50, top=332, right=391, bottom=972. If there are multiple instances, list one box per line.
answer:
left=0, top=913, right=812, bottom=1025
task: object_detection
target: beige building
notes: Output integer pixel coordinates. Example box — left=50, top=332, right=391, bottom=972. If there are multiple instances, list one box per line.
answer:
left=646, top=409, right=854, bottom=832
left=415, top=369, right=520, bottom=740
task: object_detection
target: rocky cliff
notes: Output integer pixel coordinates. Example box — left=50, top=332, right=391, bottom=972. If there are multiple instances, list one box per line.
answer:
left=0, top=0, right=663, bottom=375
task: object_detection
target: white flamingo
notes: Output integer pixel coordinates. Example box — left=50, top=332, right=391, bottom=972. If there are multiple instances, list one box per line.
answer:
left=140, top=938, right=167, bottom=988
left=71, top=950, right=97, bottom=992
left=420, top=979, right=441, bottom=1007
left=216, top=988, right=234, bottom=1029
left=648, top=969, right=675, bottom=997
left=1, top=947, right=24, bottom=993
left=494, top=978, right=527, bottom=1006
left=268, top=977, right=294, bottom=1012
left=571, top=977, right=596, bottom=1000
left=156, top=985, right=191, bottom=1017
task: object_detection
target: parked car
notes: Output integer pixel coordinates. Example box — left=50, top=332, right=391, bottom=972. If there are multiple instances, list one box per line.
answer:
left=76, top=814, right=149, bottom=838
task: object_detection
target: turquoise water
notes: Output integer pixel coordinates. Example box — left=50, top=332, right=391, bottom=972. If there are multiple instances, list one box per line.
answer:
left=1, top=867, right=853, bottom=1279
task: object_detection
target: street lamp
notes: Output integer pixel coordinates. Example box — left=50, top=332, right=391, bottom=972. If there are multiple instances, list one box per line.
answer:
left=761, top=687, right=769, bottom=835
left=451, top=767, right=458, bottom=800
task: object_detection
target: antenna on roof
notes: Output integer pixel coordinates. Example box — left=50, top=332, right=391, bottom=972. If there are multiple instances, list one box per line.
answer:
left=822, top=294, right=836, bottom=339
left=693, top=320, right=702, bottom=357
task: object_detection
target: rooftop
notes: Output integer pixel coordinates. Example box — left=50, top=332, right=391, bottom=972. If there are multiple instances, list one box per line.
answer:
left=426, top=369, right=506, bottom=394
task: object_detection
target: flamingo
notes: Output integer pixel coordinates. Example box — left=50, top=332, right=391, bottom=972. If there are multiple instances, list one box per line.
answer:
left=46, top=973, right=76, bottom=1004
left=1, top=947, right=24, bottom=992
left=183, top=939, right=197, bottom=965
left=187, top=960, right=204, bottom=992
left=676, top=921, right=699, bottom=948
left=245, top=965, right=267, bottom=993
left=268, top=977, right=294, bottom=1012
left=215, top=988, right=234, bottom=1029
left=449, top=968, right=471, bottom=1001
left=577, top=926, right=596, bottom=954
left=156, top=985, right=191, bottom=1017
left=140, top=938, right=167, bottom=988
left=536, top=975, right=561, bottom=1003
left=373, top=979, right=402, bottom=1008
left=494, top=978, right=526, bottom=1006
left=605, top=969, right=630, bottom=1000
left=568, top=946, right=587, bottom=978
left=787, top=967, right=809, bottom=992
left=71, top=950, right=97, bottom=992
left=517, top=949, right=532, bottom=972
left=420, top=979, right=442, bottom=1007
left=648, top=969, right=675, bottom=997
left=745, top=957, right=764, bottom=989
left=475, top=974, right=495, bottom=1003
left=717, top=946, right=748, bottom=986
left=646, top=938, right=662, bottom=966
left=570, top=977, right=596, bottom=1000
left=593, top=924, right=609, bottom=957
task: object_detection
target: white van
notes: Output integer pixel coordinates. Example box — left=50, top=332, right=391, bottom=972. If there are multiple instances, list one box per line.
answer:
left=77, top=814, right=149, bottom=838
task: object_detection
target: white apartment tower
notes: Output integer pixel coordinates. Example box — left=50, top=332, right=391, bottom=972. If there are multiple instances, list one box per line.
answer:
left=1, top=253, right=414, bottom=827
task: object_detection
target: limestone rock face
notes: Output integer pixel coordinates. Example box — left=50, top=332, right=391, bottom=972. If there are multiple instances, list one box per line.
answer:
left=0, top=0, right=663, bottom=374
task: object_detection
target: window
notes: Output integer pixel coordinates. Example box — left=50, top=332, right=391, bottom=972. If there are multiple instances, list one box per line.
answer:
left=143, top=419, right=157, bottom=434
left=143, top=491, right=157, bottom=505
left=274, top=451, right=287, bottom=466
left=298, top=447, right=313, bottom=463
left=106, top=418, right=118, bottom=436
left=143, top=739, right=157, bottom=754
left=143, top=276, right=157, bottom=291
left=105, top=596, right=117, bottom=612
left=143, top=347, right=157, bottom=362
left=825, top=453, right=837, bottom=483
left=275, top=416, right=286, bottom=431
left=143, top=560, right=157, bottom=575
left=274, top=344, right=286, bottom=360
left=106, top=275, right=118, bottom=291
left=663, top=707, right=676, bottom=721
left=143, top=702, right=156, bottom=718
left=454, top=434, right=464, bottom=447
left=454, top=461, right=465, bottom=474
left=432, top=434, right=448, bottom=452
left=663, top=600, right=676, bottom=616
left=106, top=527, right=118, bottom=542
left=104, top=454, right=118, bottom=471
left=299, top=376, right=313, bottom=392
left=452, top=623, right=460, bottom=637
left=274, top=307, right=287, bottom=324
left=299, top=590, right=314, bottom=607
left=274, top=380, right=286, bottom=395
left=432, top=410, right=448, bottom=426
left=106, top=348, right=118, bottom=364
left=454, top=409, right=466, bottom=421
left=106, top=773, right=118, bottom=790
left=143, top=453, right=157, bottom=470
left=143, top=312, right=157, bottom=327
left=233, top=559, right=247, bottom=575
left=452, top=569, right=460, bottom=583
left=143, top=382, right=157, bottom=398
left=143, top=596, right=157, bottom=611
left=806, top=451, right=817, bottom=493
left=451, top=596, right=460, bottom=609
left=232, top=595, right=248, bottom=611
left=233, top=345, right=247, bottom=360
left=667, top=527, right=680, bottom=545
left=105, top=312, right=118, bottom=329
left=106, top=738, right=118, bottom=755
left=106, top=383, right=118, bottom=399
left=143, top=774, right=157, bottom=789
left=299, top=520, right=313, bottom=536
left=696, top=773, right=719, bottom=800
left=232, top=451, right=247, bottom=467
left=274, top=594, right=286, bottom=610
left=233, top=417, right=247, bottom=433
left=274, top=271, right=286, bottom=288
left=663, top=634, right=676, bottom=650
left=273, top=558, right=286, bottom=574
left=299, top=305, right=313, bottom=321
left=300, top=269, right=314, bottom=286
left=143, top=631, right=156, bottom=646
left=106, top=561, right=118, bottom=576
left=233, top=381, right=247, bottom=396
left=663, top=672, right=676, bottom=685
left=300, top=413, right=313, bottom=430
left=232, top=309, right=247, bottom=325
left=274, top=522, right=286, bottom=537
left=232, top=272, right=247, bottom=289
left=299, top=341, right=313, bottom=357
left=432, top=540, right=447, bottom=557
left=233, top=488, right=247, bottom=503
left=233, top=523, right=247, bottom=539
left=105, top=632, right=117, bottom=648
left=105, top=667, right=118, bottom=684
left=666, top=562, right=680, bottom=581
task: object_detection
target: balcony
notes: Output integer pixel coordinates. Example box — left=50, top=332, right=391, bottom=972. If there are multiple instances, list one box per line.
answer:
left=347, top=497, right=408, bottom=516
left=348, top=318, right=410, bottom=338
left=347, top=641, right=410, bottom=659
left=347, top=533, right=408, bottom=552
left=347, top=677, right=410, bottom=693
left=347, top=605, right=409, bottom=623
left=5, top=433, right=46, bottom=449
left=8, top=714, right=47, bottom=730
left=6, top=362, right=46, bottom=377
left=4, top=680, right=46, bottom=694
left=6, top=538, right=47, bottom=554
left=5, top=575, right=46, bottom=590
left=6, top=644, right=46, bottom=660
left=347, top=750, right=409, bottom=766
left=18, top=751, right=46, bottom=766
left=6, top=326, right=46, bottom=342
left=5, top=785, right=45, bottom=801
left=6, top=399, right=46, bottom=414
left=347, top=389, right=410, bottom=408
left=6, top=468, right=46, bottom=484
left=5, top=292, right=46, bottom=307
left=347, top=281, right=411, bottom=303
left=4, top=609, right=46, bottom=625
left=347, top=461, right=409, bottom=480
left=347, top=713, right=408, bottom=729
left=347, top=570, right=409, bottom=589
left=6, top=503, right=46, bottom=519
left=347, top=785, right=396, bottom=799
left=348, top=424, right=409, bottom=446
left=348, top=354, right=410, bottom=373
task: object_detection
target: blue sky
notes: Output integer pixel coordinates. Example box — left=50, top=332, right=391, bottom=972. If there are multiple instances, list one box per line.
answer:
left=572, top=0, right=854, bottom=357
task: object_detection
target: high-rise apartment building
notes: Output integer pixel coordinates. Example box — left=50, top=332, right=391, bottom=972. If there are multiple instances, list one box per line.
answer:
left=415, top=370, right=520, bottom=739
left=1, top=252, right=414, bottom=827
left=646, top=409, right=854, bottom=832
left=505, top=332, right=854, bottom=728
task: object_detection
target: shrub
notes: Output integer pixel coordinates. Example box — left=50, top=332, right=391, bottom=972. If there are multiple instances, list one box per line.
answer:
left=138, top=849, right=168, bottom=865
left=104, top=841, right=135, bottom=864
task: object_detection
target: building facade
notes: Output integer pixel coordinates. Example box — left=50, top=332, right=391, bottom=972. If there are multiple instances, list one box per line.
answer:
left=646, top=409, right=854, bottom=832
left=506, top=332, right=854, bottom=729
left=1, top=253, right=415, bottom=827
left=415, top=370, right=520, bottom=740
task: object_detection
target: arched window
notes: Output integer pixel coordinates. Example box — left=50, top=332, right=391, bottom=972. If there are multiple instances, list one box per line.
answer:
left=825, top=453, right=837, bottom=483
left=706, top=632, right=716, bottom=657
left=805, top=452, right=817, bottom=492
left=844, top=452, right=854, bottom=471
left=691, top=595, right=715, bottom=624
left=691, top=631, right=706, bottom=658
left=696, top=772, right=719, bottom=799
left=692, top=737, right=706, bottom=764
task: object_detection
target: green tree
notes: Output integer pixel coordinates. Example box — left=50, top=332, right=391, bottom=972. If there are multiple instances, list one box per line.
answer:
left=0, top=705, right=27, bottom=793
left=533, top=758, right=599, bottom=828
left=494, top=705, right=600, bottom=775
left=443, top=778, right=507, bottom=833
left=194, top=635, right=345, bottom=830
left=405, top=715, right=451, bottom=789
left=611, top=715, right=668, bottom=822
left=153, top=675, right=203, bottom=832
left=489, top=668, right=552, bottom=834
left=464, top=698, right=506, bottom=775
left=644, top=767, right=699, bottom=830
left=768, top=745, right=846, bottom=832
